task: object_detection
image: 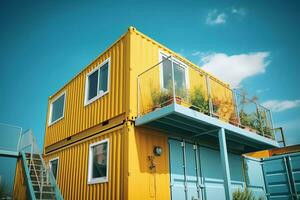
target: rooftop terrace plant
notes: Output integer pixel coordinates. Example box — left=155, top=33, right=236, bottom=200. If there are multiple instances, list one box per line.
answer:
left=189, top=86, right=209, bottom=113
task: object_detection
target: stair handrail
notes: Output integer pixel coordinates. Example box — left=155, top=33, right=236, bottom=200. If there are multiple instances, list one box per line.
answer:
left=20, top=151, right=37, bottom=200
left=39, top=153, right=64, bottom=200
left=19, top=129, right=64, bottom=200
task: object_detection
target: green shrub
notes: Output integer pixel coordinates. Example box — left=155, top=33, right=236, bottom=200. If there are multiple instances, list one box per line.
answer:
left=151, top=89, right=172, bottom=107
left=233, top=188, right=264, bottom=200
left=190, top=87, right=209, bottom=113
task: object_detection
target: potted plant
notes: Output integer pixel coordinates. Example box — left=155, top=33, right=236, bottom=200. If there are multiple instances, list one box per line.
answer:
left=229, top=112, right=239, bottom=125
left=212, top=97, right=221, bottom=118
left=151, top=88, right=172, bottom=111
left=175, top=88, right=191, bottom=108
left=189, top=86, right=209, bottom=114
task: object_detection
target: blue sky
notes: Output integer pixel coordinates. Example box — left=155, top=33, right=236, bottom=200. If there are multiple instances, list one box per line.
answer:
left=0, top=0, right=299, bottom=149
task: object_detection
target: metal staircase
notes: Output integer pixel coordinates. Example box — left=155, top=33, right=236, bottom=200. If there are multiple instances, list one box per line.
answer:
left=19, top=130, right=63, bottom=200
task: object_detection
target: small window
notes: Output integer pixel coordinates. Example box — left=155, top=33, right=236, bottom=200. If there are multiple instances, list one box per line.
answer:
left=85, top=58, right=110, bottom=105
left=49, top=92, right=66, bottom=125
left=49, top=157, right=59, bottom=180
left=88, top=139, right=109, bottom=184
left=160, top=52, right=188, bottom=91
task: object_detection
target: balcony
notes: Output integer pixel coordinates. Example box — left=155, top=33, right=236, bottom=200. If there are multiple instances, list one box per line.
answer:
left=136, top=55, right=279, bottom=152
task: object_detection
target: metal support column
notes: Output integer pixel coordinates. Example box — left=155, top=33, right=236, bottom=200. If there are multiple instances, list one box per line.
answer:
left=218, top=128, right=232, bottom=200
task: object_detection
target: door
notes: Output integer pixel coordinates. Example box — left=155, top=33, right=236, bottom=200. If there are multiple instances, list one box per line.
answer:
left=262, top=153, right=300, bottom=200
left=169, top=139, right=204, bottom=200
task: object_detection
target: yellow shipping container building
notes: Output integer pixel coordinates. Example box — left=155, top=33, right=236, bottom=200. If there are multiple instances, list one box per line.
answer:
left=30, top=27, right=280, bottom=200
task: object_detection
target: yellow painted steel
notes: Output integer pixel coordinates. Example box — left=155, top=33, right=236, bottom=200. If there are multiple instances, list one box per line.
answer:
left=129, top=27, right=235, bottom=121
left=246, top=144, right=300, bottom=159
left=44, top=33, right=130, bottom=148
left=44, top=126, right=124, bottom=200
left=126, top=125, right=171, bottom=200
left=13, top=158, right=27, bottom=200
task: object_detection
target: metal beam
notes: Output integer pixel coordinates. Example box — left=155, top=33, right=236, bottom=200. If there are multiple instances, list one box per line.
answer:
left=191, top=128, right=219, bottom=138
left=0, top=149, right=19, bottom=157
left=218, top=128, right=232, bottom=200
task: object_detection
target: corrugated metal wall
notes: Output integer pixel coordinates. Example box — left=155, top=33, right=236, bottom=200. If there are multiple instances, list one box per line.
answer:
left=129, top=27, right=232, bottom=119
left=13, top=158, right=27, bottom=200
left=44, top=126, right=124, bottom=200
left=44, top=33, right=129, bottom=147
left=127, top=125, right=171, bottom=200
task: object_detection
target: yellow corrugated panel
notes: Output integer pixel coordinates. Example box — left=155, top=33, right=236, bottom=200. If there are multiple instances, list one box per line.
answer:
left=128, top=27, right=234, bottom=120
left=44, top=33, right=130, bottom=148
left=13, top=158, right=27, bottom=200
left=44, top=126, right=124, bottom=200
left=127, top=125, right=171, bottom=200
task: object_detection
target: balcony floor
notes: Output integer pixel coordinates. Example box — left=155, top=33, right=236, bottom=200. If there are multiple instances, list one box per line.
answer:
left=136, top=103, right=279, bottom=153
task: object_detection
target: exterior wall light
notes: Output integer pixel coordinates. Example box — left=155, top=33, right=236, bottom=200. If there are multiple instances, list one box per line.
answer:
left=153, top=146, right=163, bottom=156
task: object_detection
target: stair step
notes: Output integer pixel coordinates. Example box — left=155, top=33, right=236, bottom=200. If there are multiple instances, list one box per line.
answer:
left=35, top=191, right=55, bottom=194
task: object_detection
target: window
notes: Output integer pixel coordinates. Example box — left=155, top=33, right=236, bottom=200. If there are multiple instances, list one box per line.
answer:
left=49, top=157, right=59, bottom=180
left=85, top=58, right=110, bottom=105
left=49, top=92, right=66, bottom=125
left=88, top=139, right=109, bottom=184
left=160, top=52, right=188, bottom=91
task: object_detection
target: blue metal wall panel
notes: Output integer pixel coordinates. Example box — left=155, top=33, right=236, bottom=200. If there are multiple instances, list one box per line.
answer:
left=200, top=147, right=245, bottom=200
left=185, top=143, right=200, bottom=199
left=262, top=152, right=300, bottom=200
left=289, top=154, right=300, bottom=198
left=169, top=139, right=269, bottom=200
left=169, top=139, right=186, bottom=200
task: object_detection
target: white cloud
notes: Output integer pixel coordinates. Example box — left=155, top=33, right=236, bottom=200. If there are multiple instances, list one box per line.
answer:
left=206, top=10, right=226, bottom=25
left=197, top=52, right=270, bottom=88
left=261, top=100, right=300, bottom=112
left=231, top=7, right=246, bottom=16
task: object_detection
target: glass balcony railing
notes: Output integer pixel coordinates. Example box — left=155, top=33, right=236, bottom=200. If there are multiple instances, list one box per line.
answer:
left=137, top=55, right=275, bottom=140
left=0, top=123, right=22, bottom=153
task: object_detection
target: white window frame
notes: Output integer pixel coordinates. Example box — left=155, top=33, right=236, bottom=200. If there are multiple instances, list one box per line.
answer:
left=49, top=157, right=59, bottom=180
left=87, top=139, right=109, bottom=184
left=84, top=58, right=111, bottom=106
left=158, top=50, right=189, bottom=91
left=48, top=91, right=66, bottom=126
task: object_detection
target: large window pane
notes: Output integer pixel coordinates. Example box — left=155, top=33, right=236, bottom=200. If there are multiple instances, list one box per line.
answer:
left=51, top=94, right=65, bottom=123
left=50, top=159, right=59, bottom=179
left=92, top=142, right=107, bottom=179
left=174, top=63, right=186, bottom=91
left=88, top=70, right=98, bottom=100
left=162, top=56, right=172, bottom=89
left=99, top=63, right=109, bottom=93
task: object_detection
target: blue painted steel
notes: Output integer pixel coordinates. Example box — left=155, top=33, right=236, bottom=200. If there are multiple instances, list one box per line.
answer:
left=218, top=128, right=232, bottom=200
left=199, top=146, right=244, bottom=200
left=169, top=139, right=186, bottom=200
left=243, top=157, right=266, bottom=199
left=0, top=149, right=19, bottom=157
left=136, top=103, right=279, bottom=149
left=289, top=154, right=300, bottom=198
left=262, top=152, right=300, bottom=200
left=21, top=151, right=37, bottom=200
left=169, top=138, right=257, bottom=200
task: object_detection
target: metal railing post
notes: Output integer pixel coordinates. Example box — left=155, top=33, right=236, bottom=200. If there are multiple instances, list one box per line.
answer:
left=256, top=103, right=264, bottom=136
left=269, top=110, right=276, bottom=139
left=205, top=75, right=213, bottom=116
left=171, top=56, right=176, bottom=102
left=233, top=90, right=241, bottom=125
